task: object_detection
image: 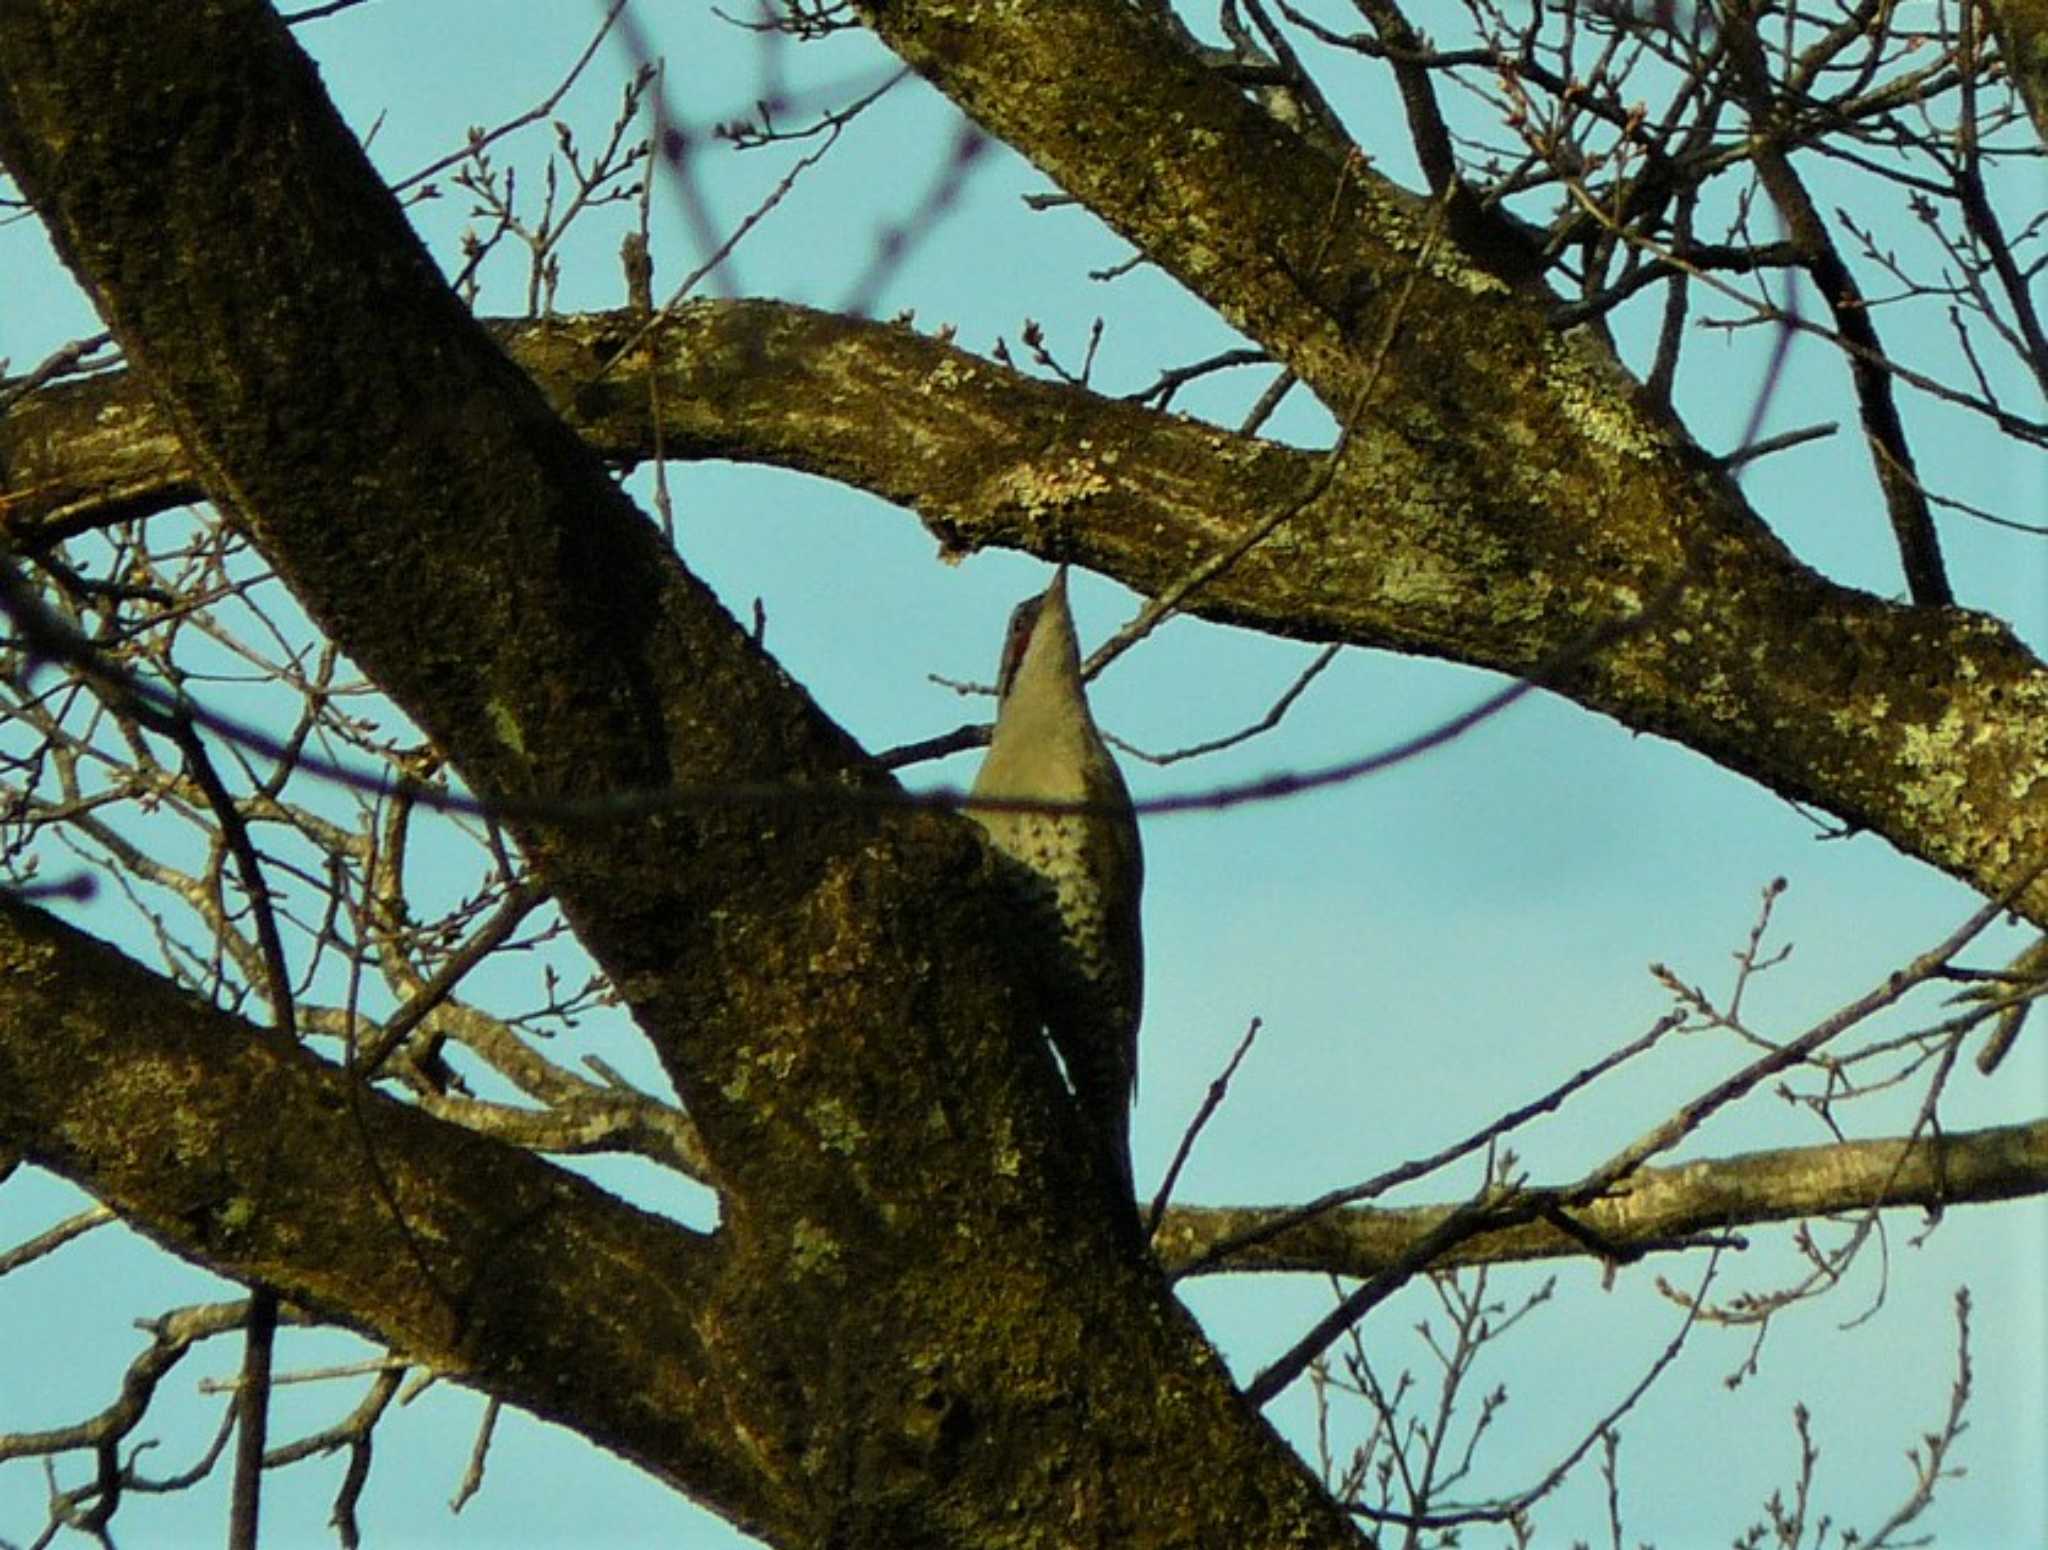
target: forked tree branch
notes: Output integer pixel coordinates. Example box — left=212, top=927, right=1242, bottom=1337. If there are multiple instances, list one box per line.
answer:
left=10, top=301, right=2048, bottom=932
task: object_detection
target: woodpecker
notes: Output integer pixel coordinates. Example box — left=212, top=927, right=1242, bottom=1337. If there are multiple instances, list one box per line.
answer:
left=970, top=567, right=1144, bottom=1204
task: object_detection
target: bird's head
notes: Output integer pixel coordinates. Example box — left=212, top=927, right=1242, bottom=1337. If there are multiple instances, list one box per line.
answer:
left=995, top=566, right=1079, bottom=703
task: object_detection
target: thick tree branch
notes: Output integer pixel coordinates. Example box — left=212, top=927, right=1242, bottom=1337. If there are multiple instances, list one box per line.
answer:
left=1156, top=1120, right=2048, bottom=1277
left=0, top=895, right=770, bottom=1530
left=849, top=0, right=2048, bottom=917
left=0, top=6, right=1368, bottom=1544
left=0, top=0, right=2036, bottom=1540
left=0, top=0, right=959, bottom=1208
left=13, top=299, right=2048, bottom=933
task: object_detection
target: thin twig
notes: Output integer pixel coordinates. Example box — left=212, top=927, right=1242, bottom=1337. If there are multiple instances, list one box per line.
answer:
left=1146, top=1018, right=1262, bottom=1240
left=352, top=879, right=549, bottom=1078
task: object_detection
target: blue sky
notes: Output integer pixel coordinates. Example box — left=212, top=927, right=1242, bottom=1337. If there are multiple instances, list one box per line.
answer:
left=1, top=3, right=2042, bottom=1544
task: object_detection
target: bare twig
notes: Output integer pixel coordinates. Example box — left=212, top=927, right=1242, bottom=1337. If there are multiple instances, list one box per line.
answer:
left=1146, top=1018, right=1263, bottom=1240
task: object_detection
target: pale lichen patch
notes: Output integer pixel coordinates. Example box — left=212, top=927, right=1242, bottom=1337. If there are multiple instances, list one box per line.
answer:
left=920, top=356, right=977, bottom=394
left=791, top=1218, right=842, bottom=1278
left=810, top=1096, right=867, bottom=1155
left=1897, top=713, right=1977, bottom=809
left=485, top=697, right=526, bottom=759
left=989, top=1115, right=1023, bottom=1179
left=721, top=1042, right=797, bottom=1105
left=1543, top=327, right=1665, bottom=462
left=1830, top=692, right=1891, bottom=740
left=720, top=1063, right=752, bottom=1105
left=995, top=456, right=1113, bottom=517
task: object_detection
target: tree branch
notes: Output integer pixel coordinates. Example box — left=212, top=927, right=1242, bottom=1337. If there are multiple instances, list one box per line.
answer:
left=12, top=300, right=2048, bottom=932
left=1155, top=1121, right=2048, bottom=1277
left=0, top=894, right=766, bottom=1527
left=0, top=8, right=1378, bottom=1541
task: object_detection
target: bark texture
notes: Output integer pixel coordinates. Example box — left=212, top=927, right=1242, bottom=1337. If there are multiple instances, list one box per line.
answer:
left=0, top=1, right=2041, bottom=1546
left=11, top=302, right=2048, bottom=931
left=0, top=4, right=1358, bottom=1545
